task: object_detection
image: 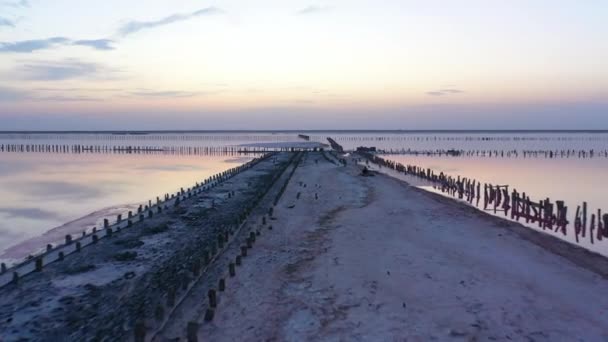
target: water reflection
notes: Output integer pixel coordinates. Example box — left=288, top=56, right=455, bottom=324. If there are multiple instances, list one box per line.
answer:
left=380, top=155, right=608, bottom=256
left=0, top=152, right=258, bottom=263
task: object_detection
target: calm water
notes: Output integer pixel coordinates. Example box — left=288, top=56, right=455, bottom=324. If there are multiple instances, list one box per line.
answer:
left=0, top=133, right=301, bottom=264
left=1, top=131, right=607, bottom=263
left=312, top=132, right=608, bottom=256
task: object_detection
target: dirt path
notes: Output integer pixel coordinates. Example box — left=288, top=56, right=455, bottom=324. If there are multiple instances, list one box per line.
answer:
left=193, top=154, right=608, bottom=341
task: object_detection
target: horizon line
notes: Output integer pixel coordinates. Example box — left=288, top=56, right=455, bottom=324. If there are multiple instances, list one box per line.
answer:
left=1, top=129, right=608, bottom=134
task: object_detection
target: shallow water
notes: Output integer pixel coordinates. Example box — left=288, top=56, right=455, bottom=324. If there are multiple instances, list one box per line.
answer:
left=0, top=133, right=302, bottom=264
left=1, top=131, right=607, bottom=263
left=318, top=132, right=608, bottom=255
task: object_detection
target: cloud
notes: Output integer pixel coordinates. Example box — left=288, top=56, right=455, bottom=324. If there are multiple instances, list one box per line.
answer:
left=0, top=86, right=103, bottom=102
left=426, top=88, right=465, bottom=96
left=18, top=60, right=99, bottom=80
left=1, top=0, right=29, bottom=8
left=0, top=86, right=28, bottom=101
left=129, top=90, right=199, bottom=98
left=296, top=5, right=331, bottom=15
left=72, top=39, right=115, bottom=50
left=0, top=17, right=14, bottom=27
left=0, top=37, right=69, bottom=53
left=0, top=36, right=114, bottom=53
left=118, top=6, right=222, bottom=36
left=441, top=88, right=463, bottom=94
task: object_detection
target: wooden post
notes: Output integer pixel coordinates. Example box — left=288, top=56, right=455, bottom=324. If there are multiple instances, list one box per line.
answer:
left=219, top=278, right=226, bottom=291
left=65, top=234, right=72, bottom=245
left=582, top=202, right=588, bottom=237
left=597, top=209, right=603, bottom=241
left=134, top=321, right=146, bottom=342
left=229, top=263, right=236, bottom=277
left=35, top=258, right=43, bottom=272
left=187, top=321, right=199, bottom=342
left=204, top=308, right=214, bottom=322
left=208, top=289, right=217, bottom=308
left=590, top=214, right=596, bottom=244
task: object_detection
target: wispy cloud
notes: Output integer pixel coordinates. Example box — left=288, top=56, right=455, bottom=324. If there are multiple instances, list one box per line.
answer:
left=1, top=0, right=29, bottom=8
left=0, top=37, right=68, bottom=53
left=72, top=39, right=115, bottom=50
left=296, top=5, right=331, bottom=15
left=0, top=17, right=14, bottom=27
left=0, top=86, right=103, bottom=102
left=426, top=88, right=465, bottom=96
left=129, top=89, right=199, bottom=98
left=0, top=37, right=113, bottom=53
left=0, top=86, right=28, bottom=101
left=118, top=6, right=222, bottom=36
left=15, top=59, right=120, bottom=81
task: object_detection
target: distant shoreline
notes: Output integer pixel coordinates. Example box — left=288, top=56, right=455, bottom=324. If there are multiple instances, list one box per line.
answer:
left=1, top=129, right=608, bottom=134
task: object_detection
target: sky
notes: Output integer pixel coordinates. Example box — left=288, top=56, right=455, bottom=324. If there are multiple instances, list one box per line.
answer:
left=0, top=0, right=607, bottom=130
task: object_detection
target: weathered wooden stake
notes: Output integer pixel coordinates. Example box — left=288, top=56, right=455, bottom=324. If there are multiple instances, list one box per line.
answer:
left=208, top=289, right=217, bottom=308
left=134, top=321, right=146, bottom=342
left=187, top=321, right=199, bottom=342
left=204, top=308, right=214, bottom=321
left=35, top=258, right=43, bottom=272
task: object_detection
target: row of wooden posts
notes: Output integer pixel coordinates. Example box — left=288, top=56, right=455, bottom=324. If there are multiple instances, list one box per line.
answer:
left=0, top=133, right=304, bottom=142
left=331, top=135, right=608, bottom=142
left=376, top=148, right=608, bottom=159
left=0, top=152, right=278, bottom=286
left=0, top=144, right=318, bottom=155
left=140, top=153, right=303, bottom=341
left=360, top=152, right=608, bottom=247
left=176, top=157, right=304, bottom=342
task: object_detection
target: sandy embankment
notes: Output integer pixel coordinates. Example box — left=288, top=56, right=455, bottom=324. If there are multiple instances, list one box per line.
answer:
left=2, top=151, right=607, bottom=341
left=185, top=153, right=608, bottom=341
left=0, top=153, right=296, bottom=341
